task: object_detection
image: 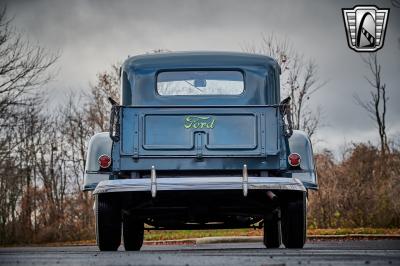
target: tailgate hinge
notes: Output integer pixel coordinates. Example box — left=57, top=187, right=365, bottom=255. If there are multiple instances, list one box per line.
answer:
left=132, top=113, right=139, bottom=159
left=195, top=132, right=203, bottom=160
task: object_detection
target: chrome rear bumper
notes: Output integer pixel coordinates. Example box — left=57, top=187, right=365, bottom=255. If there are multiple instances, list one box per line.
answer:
left=93, top=176, right=306, bottom=195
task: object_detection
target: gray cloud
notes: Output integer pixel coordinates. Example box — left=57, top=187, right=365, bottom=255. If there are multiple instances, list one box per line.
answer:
left=5, top=0, right=400, bottom=153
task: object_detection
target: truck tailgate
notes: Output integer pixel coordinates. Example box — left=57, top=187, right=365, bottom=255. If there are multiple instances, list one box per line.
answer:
left=117, top=106, right=280, bottom=159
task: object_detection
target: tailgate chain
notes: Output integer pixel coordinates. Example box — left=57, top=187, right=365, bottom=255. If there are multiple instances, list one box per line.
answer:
left=109, top=105, right=121, bottom=142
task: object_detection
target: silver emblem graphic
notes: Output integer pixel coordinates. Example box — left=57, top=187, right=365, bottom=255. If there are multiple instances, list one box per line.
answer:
left=342, top=6, right=389, bottom=52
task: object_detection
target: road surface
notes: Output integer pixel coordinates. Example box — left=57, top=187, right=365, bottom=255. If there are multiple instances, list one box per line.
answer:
left=1, top=240, right=399, bottom=265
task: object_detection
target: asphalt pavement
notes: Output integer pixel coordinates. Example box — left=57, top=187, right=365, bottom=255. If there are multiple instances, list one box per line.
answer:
left=1, top=240, right=399, bottom=265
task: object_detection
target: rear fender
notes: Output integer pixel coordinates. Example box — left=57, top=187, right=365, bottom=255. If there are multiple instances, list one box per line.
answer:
left=83, top=132, right=113, bottom=191
left=288, top=130, right=318, bottom=189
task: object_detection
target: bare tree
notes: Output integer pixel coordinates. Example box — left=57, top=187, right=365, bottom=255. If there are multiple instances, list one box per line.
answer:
left=354, top=53, right=389, bottom=155
left=85, top=65, right=120, bottom=132
left=243, top=33, right=326, bottom=139
left=0, top=6, right=58, bottom=162
left=0, top=6, right=58, bottom=244
left=35, top=114, right=69, bottom=241
left=0, top=7, right=58, bottom=114
left=59, top=93, right=95, bottom=235
left=286, top=58, right=325, bottom=138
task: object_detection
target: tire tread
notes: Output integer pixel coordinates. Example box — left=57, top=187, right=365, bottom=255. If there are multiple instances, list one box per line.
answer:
left=96, top=194, right=121, bottom=251
left=281, top=192, right=306, bottom=248
left=123, top=215, right=144, bottom=251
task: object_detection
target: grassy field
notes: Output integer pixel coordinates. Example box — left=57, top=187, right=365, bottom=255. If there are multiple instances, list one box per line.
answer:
left=143, top=228, right=400, bottom=241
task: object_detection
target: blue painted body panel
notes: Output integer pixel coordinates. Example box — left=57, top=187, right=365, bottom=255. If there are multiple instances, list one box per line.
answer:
left=112, top=105, right=285, bottom=172
left=288, top=130, right=318, bottom=189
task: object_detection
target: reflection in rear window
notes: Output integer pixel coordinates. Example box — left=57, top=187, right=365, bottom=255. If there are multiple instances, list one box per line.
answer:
left=157, top=71, right=244, bottom=96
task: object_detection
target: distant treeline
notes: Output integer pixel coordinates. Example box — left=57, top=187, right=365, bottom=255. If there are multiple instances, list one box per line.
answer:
left=0, top=66, right=120, bottom=244
left=308, top=144, right=400, bottom=229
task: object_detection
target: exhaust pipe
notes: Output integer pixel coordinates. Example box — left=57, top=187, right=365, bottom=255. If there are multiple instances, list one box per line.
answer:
left=266, top=190, right=278, bottom=202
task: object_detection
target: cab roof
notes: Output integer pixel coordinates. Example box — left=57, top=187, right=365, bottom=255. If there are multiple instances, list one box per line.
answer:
left=122, top=51, right=280, bottom=72
left=120, top=51, right=281, bottom=106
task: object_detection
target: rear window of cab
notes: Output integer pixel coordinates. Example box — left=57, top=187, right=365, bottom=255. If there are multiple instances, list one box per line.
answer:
left=157, top=70, right=244, bottom=96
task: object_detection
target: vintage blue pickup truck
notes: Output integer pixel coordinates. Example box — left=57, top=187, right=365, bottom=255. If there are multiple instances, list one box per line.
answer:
left=83, top=51, right=317, bottom=251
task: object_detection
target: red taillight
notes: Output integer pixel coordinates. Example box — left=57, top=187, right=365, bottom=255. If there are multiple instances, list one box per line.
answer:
left=98, top=154, right=111, bottom=169
left=288, top=153, right=301, bottom=167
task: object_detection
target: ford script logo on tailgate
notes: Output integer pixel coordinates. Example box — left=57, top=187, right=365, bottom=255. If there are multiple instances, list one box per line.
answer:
left=184, top=115, right=216, bottom=129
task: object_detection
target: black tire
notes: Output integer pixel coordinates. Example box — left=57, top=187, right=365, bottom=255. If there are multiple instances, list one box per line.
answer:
left=281, top=192, right=306, bottom=248
left=263, top=212, right=281, bottom=248
left=96, top=194, right=121, bottom=251
left=123, top=215, right=144, bottom=251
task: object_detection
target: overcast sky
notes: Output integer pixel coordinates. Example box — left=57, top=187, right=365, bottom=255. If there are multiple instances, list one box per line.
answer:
left=5, top=0, right=400, bottom=155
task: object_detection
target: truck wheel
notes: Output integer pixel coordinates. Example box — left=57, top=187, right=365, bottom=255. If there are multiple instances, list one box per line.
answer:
left=123, top=215, right=144, bottom=251
left=263, top=213, right=281, bottom=248
left=96, top=194, right=121, bottom=251
left=281, top=192, right=306, bottom=248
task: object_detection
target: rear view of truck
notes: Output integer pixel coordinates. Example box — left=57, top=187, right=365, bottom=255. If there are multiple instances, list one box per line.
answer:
left=83, top=52, right=317, bottom=251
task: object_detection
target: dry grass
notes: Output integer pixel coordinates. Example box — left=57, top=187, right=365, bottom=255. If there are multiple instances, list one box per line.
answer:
left=143, top=227, right=400, bottom=241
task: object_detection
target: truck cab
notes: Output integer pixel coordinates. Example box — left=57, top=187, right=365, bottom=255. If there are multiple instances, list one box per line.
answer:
left=84, top=52, right=317, bottom=251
